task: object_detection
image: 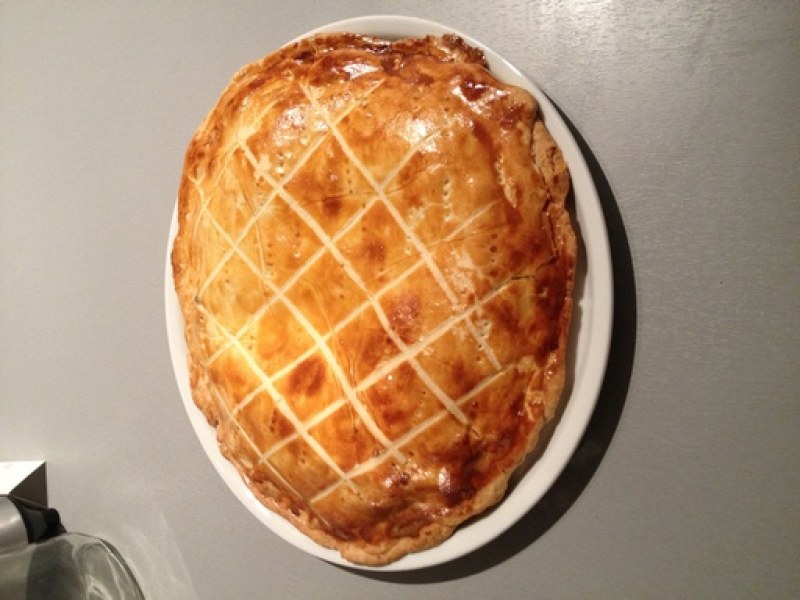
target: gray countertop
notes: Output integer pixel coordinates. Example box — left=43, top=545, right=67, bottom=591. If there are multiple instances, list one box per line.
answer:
left=1, top=1, right=798, bottom=598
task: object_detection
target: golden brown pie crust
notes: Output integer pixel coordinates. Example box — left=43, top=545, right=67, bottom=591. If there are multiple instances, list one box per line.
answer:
left=172, top=32, right=576, bottom=565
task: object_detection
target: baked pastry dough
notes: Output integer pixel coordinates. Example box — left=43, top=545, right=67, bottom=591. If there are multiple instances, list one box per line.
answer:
left=172, top=32, right=576, bottom=565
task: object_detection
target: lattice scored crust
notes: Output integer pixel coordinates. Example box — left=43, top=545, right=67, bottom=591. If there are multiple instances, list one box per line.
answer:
left=172, top=33, right=576, bottom=565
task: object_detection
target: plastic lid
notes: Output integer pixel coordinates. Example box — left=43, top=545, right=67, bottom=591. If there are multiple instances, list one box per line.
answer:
left=0, top=495, right=64, bottom=554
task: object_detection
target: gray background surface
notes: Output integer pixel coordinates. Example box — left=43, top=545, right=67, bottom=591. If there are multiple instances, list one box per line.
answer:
left=1, top=1, right=798, bottom=598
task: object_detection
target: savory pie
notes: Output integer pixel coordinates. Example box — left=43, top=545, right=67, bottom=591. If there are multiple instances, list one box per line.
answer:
left=172, top=32, right=576, bottom=565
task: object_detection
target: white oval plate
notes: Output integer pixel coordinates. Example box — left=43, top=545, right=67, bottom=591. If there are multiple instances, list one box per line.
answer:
left=165, top=15, right=613, bottom=571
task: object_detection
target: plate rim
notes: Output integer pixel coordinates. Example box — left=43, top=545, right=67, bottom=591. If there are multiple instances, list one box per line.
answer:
left=164, top=14, right=613, bottom=572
